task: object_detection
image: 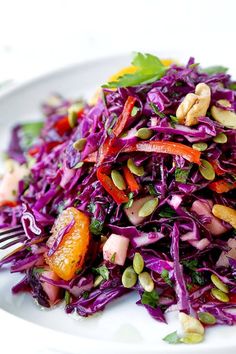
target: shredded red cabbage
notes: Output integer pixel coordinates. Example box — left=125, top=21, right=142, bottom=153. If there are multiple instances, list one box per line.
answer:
left=0, top=57, right=236, bottom=331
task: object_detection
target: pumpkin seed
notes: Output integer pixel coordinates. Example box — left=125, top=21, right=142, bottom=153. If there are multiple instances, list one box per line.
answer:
left=73, top=138, right=87, bottom=151
left=127, top=158, right=144, bottom=176
left=197, top=311, right=216, bottom=325
left=111, top=170, right=126, bottom=190
left=199, top=159, right=215, bottom=181
left=133, top=252, right=144, bottom=274
left=192, top=142, right=208, bottom=151
left=211, top=288, right=229, bottom=302
left=180, top=333, right=204, bottom=344
left=211, top=274, right=229, bottom=293
left=213, top=133, right=227, bottom=144
left=122, top=266, right=137, bottom=288
left=136, top=128, right=153, bottom=140
left=94, top=275, right=103, bottom=287
left=68, top=103, right=83, bottom=128
left=74, top=161, right=84, bottom=169
left=138, top=197, right=158, bottom=217
left=138, top=272, right=154, bottom=292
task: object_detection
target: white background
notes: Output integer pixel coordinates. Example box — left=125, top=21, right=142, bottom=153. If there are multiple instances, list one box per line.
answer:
left=0, top=0, right=235, bottom=353
left=0, top=0, right=236, bottom=85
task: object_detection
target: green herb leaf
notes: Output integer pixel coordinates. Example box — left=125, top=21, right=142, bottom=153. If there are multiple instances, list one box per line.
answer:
left=93, top=265, right=109, bottom=280
left=191, top=272, right=206, bottom=286
left=186, top=283, right=193, bottom=291
left=175, top=166, right=192, bottom=183
left=89, top=218, right=104, bottom=235
left=161, top=269, right=173, bottom=287
left=229, top=83, right=236, bottom=90
left=82, top=291, right=89, bottom=299
left=147, top=184, right=157, bottom=196
left=182, top=259, right=198, bottom=271
left=163, top=331, right=181, bottom=344
left=201, top=66, right=228, bottom=75
left=21, top=122, right=43, bottom=150
left=64, top=290, right=71, bottom=305
left=182, top=260, right=206, bottom=286
left=149, top=102, right=165, bottom=118
left=170, top=115, right=178, bottom=127
left=33, top=267, right=45, bottom=276
left=159, top=206, right=176, bottom=218
left=88, top=202, right=96, bottom=213
left=141, top=289, right=159, bottom=308
left=103, top=52, right=167, bottom=88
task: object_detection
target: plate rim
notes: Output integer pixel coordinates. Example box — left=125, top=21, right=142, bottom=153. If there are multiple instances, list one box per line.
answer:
left=0, top=54, right=235, bottom=353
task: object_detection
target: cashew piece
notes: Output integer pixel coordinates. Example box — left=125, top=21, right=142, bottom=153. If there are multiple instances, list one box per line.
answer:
left=211, top=99, right=236, bottom=129
left=176, top=83, right=211, bottom=126
left=212, top=204, right=236, bottom=229
left=179, top=312, right=204, bottom=335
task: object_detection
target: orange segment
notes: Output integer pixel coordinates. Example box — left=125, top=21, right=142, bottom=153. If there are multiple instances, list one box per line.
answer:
left=108, top=65, right=138, bottom=82
left=46, top=207, right=90, bottom=281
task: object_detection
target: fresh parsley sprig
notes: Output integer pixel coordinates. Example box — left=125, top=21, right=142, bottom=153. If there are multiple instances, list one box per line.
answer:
left=103, top=52, right=167, bottom=88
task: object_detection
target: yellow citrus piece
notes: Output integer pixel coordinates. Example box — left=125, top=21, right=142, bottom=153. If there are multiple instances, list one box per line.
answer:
left=46, top=207, right=90, bottom=281
left=161, top=59, right=174, bottom=67
left=108, top=66, right=138, bottom=82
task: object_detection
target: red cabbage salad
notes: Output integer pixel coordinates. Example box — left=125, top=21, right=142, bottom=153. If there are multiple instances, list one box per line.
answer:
left=0, top=53, right=236, bottom=344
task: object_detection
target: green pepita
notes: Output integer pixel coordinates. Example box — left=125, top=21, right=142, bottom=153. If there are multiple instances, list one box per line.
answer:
left=127, top=158, right=144, bottom=176
left=74, top=161, right=84, bottom=169
left=211, top=288, right=229, bottom=302
left=94, top=275, right=103, bottom=287
left=136, top=128, right=153, bottom=140
left=122, top=266, right=137, bottom=288
left=68, top=103, right=83, bottom=128
left=197, top=311, right=216, bottom=325
left=199, top=159, right=215, bottom=181
left=73, top=138, right=87, bottom=151
left=180, top=333, right=204, bottom=344
left=192, top=142, right=208, bottom=151
left=133, top=252, right=144, bottom=274
left=138, top=271, right=154, bottom=292
left=213, top=133, right=227, bottom=144
left=211, top=274, right=229, bottom=293
left=111, top=170, right=126, bottom=190
left=138, top=198, right=158, bottom=217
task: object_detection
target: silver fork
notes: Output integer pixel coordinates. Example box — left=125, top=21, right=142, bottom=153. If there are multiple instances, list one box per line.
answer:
left=0, top=225, right=27, bottom=250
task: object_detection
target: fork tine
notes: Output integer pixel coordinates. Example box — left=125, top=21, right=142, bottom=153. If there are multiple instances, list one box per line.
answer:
left=0, top=230, right=26, bottom=243
left=0, top=235, right=27, bottom=250
left=0, top=225, right=23, bottom=237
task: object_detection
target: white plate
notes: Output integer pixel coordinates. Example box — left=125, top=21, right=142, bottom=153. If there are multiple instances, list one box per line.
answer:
left=0, top=54, right=235, bottom=354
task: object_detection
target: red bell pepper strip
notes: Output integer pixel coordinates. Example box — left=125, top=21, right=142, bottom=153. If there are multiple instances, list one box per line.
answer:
left=113, top=96, right=136, bottom=137
left=45, top=141, right=61, bottom=153
left=210, top=160, right=225, bottom=176
left=208, top=180, right=236, bottom=193
left=123, top=141, right=201, bottom=165
left=96, top=166, right=129, bottom=204
left=0, top=200, right=18, bottom=208
left=83, top=137, right=121, bottom=164
left=28, top=146, right=40, bottom=157
left=229, top=293, right=236, bottom=304
left=123, top=166, right=140, bottom=192
left=98, top=137, right=117, bottom=164
left=54, top=117, right=71, bottom=135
